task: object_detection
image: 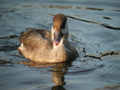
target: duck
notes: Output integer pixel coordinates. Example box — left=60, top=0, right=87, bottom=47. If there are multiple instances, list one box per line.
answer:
left=18, top=13, right=78, bottom=64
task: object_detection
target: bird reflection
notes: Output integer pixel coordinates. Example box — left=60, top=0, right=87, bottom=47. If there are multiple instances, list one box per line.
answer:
left=19, top=59, right=73, bottom=90
left=52, top=85, right=65, bottom=90
left=51, top=60, right=73, bottom=90
left=52, top=63, right=66, bottom=86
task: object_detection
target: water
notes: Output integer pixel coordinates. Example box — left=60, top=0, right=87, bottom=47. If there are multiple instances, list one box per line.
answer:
left=0, top=0, right=120, bottom=90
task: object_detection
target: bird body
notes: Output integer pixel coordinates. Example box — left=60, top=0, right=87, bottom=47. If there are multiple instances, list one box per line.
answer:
left=18, top=14, right=78, bottom=64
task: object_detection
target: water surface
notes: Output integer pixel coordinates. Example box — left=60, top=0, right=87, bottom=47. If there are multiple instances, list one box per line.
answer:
left=0, top=0, right=120, bottom=90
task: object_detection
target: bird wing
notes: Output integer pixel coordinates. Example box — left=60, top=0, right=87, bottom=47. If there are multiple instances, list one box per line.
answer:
left=19, top=28, right=52, bottom=51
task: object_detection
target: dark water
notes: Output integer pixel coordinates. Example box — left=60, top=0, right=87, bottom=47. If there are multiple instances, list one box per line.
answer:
left=0, top=0, right=120, bottom=90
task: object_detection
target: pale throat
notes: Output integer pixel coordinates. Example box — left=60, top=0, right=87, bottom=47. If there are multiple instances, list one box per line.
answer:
left=51, top=26, right=55, bottom=41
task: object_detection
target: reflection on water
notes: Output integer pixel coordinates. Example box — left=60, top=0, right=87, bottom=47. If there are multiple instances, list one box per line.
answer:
left=18, top=57, right=104, bottom=90
left=51, top=63, right=67, bottom=90
left=52, top=63, right=66, bottom=87
left=20, top=59, right=73, bottom=89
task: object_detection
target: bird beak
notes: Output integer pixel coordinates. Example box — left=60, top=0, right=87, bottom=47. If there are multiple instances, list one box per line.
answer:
left=53, top=31, right=63, bottom=46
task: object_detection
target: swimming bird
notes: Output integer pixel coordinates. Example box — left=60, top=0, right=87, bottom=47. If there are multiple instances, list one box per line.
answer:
left=18, top=14, right=78, bottom=64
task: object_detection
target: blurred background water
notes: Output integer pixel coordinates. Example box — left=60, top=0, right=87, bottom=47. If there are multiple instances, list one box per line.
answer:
left=0, top=0, right=120, bottom=90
